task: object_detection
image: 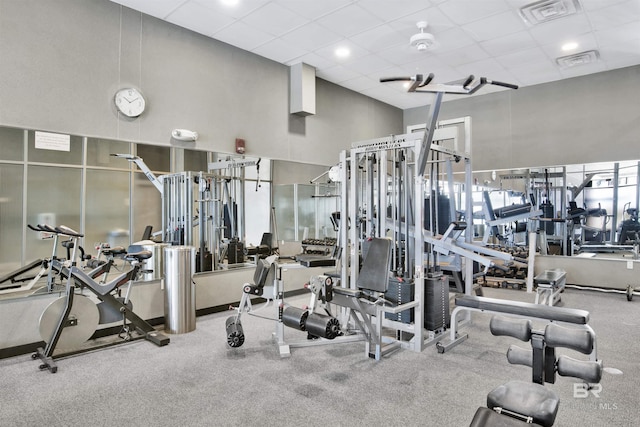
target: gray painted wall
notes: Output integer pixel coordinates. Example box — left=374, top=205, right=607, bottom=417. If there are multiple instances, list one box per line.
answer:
left=404, top=65, right=640, bottom=172
left=0, top=0, right=403, bottom=167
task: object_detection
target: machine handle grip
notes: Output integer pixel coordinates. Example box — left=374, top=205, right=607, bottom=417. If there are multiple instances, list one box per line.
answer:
left=492, top=263, right=510, bottom=272
left=481, top=77, right=519, bottom=90
left=379, top=76, right=412, bottom=83
left=462, top=74, right=475, bottom=89
left=418, top=73, right=435, bottom=87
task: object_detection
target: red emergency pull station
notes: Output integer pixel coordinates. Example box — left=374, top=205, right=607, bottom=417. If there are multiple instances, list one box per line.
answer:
left=235, top=138, right=245, bottom=154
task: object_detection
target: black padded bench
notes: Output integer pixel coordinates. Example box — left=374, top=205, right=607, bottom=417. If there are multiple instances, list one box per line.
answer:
left=437, top=295, right=596, bottom=359
left=454, top=296, right=589, bottom=324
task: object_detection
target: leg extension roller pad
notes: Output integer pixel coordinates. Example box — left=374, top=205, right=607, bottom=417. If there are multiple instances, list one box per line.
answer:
left=282, top=307, right=309, bottom=331
left=226, top=316, right=245, bottom=348
left=305, top=313, right=340, bottom=340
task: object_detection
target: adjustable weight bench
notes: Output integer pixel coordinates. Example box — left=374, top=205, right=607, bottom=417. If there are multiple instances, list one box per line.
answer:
left=470, top=315, right=602, bottom=426
left=534, top=269, right=566, bottom=306
left=436, top=295, right=596, bottom=360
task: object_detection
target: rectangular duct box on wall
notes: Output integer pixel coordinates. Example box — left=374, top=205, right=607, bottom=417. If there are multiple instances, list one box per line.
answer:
left=290, top=62, right=316, bottom=116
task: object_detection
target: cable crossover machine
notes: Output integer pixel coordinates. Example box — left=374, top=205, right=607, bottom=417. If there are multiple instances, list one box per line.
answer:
left=226, top=73, right=520, bottom=360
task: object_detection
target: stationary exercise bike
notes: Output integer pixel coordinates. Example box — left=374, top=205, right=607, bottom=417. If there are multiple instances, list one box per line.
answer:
left=34, top=225, right=169, bottom=373
left=0, top=224, right=85, bottom=295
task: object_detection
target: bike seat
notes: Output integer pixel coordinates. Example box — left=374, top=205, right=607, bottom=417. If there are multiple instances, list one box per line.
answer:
left=125, top=250, right=152, bottom=261
left=102, top=246, right=127, bottom=256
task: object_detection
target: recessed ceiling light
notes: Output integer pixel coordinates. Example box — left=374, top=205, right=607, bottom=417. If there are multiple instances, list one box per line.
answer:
left=335, top=47, right=350, bottom=59
left=562, top=41, right=578, bottom=51
left=220, top=0, right=239, bottom=7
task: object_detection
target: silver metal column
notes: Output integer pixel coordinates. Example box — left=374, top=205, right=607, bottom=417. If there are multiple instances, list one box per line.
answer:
left=163, top=246, right=196, bottom=334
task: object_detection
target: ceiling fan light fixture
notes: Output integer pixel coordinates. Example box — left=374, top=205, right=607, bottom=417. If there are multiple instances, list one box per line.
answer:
left=409, top=21, right=436, bottom=52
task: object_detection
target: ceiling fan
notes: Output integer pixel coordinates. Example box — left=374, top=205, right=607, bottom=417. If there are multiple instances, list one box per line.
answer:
left=409, top=21, right=436, bottom=52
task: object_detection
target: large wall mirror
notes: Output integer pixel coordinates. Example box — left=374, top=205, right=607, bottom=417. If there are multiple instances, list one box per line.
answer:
left=471, top=160, right=640, bottom=258
left=0, top=125, right=341, bottom=302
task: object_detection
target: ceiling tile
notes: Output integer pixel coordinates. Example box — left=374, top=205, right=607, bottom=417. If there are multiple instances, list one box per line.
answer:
left=313, top=39, right=371, bottom=63
left=278, top=21, right=343, bottom=51
left=433, top=27, right=477, bottom=52
left=275, top=0, right=354, bottom=20
left=166, top=1, right=236, bottom=37
left=601, top=46, right=640, bottom=69
left=316, top=3, right=385, bottom=37
left=580, top=0, right=629, bottom=12
left=508, top=61, right=562, bottom=86
left=462, top=10, right=527, bottom=42
left=347, top=54, right=394, bottom=74
left=376, top=41, right=430, bottom=66
left=194, top=0, right=271, bottom=19
left=454, top=58, right=515, bottom=83
left=495, top=46, right=552, bottom=69
left=387, top=6, right=455, bottom=34
left=437, top=0, right=511, bottom=26
left=559, top=61, right=607, bottom=79
left=350, top=24, right=408, bottom=52
left=357, top=0, right=435, bottom=22
left=339, top=75, right=379, bottom=92
left=435, top=43, right=491, bottom=67
left=317, top=65, right=362, bottom=83
left=241, top=1, right=310, bottom=37
left=587, top=0, right=640, bottom=30
left=251, top=37, right=307, bottom=63
left=538, top=33, right=598, bottom=60
left=527, top=13, right=593, bottom=46
left=596, top=20, right=640, bottom=47
left=284, top=52, right=337, bottom=70
left=111, top=0, right=185, bottom=19
left=480, top=31, right=537, bottom=56
left=402, top=56, right=459, bottom=82
left=212, top=20, right=275, bottom=51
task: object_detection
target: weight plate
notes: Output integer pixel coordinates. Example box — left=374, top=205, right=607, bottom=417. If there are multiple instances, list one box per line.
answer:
left=39, top=294, right=99, bottom=351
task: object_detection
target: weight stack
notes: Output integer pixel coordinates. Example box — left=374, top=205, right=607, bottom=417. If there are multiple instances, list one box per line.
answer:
left=384, top=278, right=414, bottom=323
left=228, top=239, right=244, bottom=264
left=425, top=275, right=450, bottom=331
left=540, top=201, right=555, bottom=235
left=424, top=194, right=451, bottom=235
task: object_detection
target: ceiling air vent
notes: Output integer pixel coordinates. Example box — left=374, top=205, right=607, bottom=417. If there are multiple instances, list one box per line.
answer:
left=556, top=50, right=600, bottom=69
left=519, top=0, right=582, bottom=25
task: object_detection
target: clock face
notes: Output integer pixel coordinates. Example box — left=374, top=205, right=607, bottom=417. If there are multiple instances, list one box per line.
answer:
left=114, top=88, right=146, bottom=118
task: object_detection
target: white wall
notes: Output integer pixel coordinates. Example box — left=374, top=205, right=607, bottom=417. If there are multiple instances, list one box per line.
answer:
left=404, top=65, right=640, bottom=171
left=0, top=0, right=403, bottom=166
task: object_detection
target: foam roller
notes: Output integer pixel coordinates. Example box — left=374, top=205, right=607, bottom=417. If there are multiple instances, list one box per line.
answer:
left=225, top=316, right=245, bottom=348
left=305, top=313, right=340, bottom=339
left=282, top=307, right=308, bottom=331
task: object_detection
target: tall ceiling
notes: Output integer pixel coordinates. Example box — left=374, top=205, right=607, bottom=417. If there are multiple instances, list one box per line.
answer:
left=109, top=0, right=640, bottom=109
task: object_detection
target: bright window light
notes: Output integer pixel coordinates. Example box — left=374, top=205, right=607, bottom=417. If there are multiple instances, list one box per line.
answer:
left=335, top=47, right=350, bottom=58
left=562, top=41, right=578, bottom=51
